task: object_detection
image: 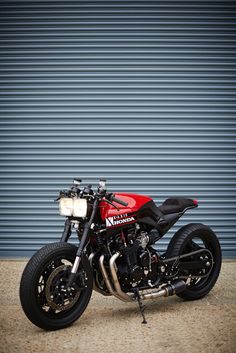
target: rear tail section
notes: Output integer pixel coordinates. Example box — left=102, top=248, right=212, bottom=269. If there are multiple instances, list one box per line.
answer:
left=157, top=198, right=198, bottom=236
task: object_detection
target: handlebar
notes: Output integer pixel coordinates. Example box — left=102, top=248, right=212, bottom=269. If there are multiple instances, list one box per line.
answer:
left=110, top=195, right=128, bottom=207
left=56, top=179, right=129, bottom=208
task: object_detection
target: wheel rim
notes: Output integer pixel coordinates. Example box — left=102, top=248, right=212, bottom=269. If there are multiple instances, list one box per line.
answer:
left=181, top=235, right=215, bottom=289
left=36, top=256, right=86, bottom=316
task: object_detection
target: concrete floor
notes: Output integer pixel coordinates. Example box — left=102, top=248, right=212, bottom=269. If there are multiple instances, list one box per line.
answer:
left=0, top=261, right=235, bottom=353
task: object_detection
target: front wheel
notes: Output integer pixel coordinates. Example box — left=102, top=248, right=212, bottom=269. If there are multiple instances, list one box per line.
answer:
left=20, top=242, right=93, bottom=330
left=166, top=223, right=222, bottom=300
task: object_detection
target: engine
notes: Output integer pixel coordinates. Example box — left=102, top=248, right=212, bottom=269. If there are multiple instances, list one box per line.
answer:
left=114, top=226, right=161, bottom=291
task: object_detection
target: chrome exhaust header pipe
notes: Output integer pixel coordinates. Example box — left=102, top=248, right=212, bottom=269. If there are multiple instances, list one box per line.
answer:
left=99, top=254, right=132, bottom=302
left=99, top=255, right=116, bottom=297
left=109, top=252, right=133, bottom=302
left=88, top=253, right=111, bottom=296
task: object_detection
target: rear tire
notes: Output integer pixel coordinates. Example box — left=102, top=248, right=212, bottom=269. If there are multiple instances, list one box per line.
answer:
left=166, top=223, right=221, bottom=300
left=20, top=242, right=93, bottom=330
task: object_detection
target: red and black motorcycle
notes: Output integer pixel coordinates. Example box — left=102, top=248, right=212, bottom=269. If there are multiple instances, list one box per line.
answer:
left=20, top=178, right=221, bottom=330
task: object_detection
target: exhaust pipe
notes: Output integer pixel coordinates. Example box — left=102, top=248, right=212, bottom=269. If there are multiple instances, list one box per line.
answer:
left=88, top=253, right=111, bottom=296
left=98, top=251, right=186, bottom=303
left=140, top=279, right=186, bottom=301
left=109, top=252, right=133, bottom=302
left=108, top=252, right=186, bottom=302
left=99, top=254, right=132, bottom=302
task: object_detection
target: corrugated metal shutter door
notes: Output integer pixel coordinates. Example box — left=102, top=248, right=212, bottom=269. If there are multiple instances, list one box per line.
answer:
left=0, top=1, right=235, bottom=258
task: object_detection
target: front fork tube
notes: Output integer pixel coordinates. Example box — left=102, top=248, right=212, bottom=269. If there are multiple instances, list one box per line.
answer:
left=60, top=218, right=72, bottom=242
left=67, top=198, right=99, bottom=287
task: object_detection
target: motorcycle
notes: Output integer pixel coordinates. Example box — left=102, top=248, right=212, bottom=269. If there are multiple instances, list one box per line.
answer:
left=20, top=178, right=222, bottom=330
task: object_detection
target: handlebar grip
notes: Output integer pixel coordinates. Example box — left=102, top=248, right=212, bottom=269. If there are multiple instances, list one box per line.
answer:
left=111, top=196, right=128, bottom=207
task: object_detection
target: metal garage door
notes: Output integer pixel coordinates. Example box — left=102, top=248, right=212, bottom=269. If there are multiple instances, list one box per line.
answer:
left=0, top=1, right=235, bottom=257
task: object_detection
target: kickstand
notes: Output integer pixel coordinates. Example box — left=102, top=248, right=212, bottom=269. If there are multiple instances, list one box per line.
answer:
left=134, top=289, right=147, bottom=324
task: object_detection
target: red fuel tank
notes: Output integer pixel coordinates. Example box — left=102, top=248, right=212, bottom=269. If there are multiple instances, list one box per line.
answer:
left=99, top=193, right=153, bottom=222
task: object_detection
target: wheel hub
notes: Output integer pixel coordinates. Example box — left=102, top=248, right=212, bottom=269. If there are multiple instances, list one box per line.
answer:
left=45, top=265, right=81, bottom=311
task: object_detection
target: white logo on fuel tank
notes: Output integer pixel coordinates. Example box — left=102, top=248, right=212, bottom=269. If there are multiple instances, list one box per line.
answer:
left=106, top=216, right=135, bottom=228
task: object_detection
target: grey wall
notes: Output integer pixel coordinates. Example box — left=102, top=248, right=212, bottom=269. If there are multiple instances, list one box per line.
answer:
left=0, top=1, right=236, bottom=257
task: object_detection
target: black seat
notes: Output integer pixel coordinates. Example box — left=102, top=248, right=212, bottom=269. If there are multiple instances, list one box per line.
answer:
left=158, top=198, right=197, bottom=215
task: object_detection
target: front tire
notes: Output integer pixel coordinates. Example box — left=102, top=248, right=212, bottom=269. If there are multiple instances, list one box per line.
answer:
left=20, top=242, right=93, bottom=330
left=166, top=223, right=222, bottom=300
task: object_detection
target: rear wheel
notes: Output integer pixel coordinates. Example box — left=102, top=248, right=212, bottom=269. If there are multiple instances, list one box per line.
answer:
left=166, top=223, right=221, bottom=300
left=20, top=242, right=93, bottom=330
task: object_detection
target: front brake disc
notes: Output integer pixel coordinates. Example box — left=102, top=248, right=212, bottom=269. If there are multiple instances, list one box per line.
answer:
left=45, top=265, right=81, bottom=311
